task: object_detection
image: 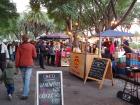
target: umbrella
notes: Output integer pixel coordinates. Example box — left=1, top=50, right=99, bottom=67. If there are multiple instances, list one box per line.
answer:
left=100, top=29, right=133, bottom=37
left=39, top=33, right=69, bottom=40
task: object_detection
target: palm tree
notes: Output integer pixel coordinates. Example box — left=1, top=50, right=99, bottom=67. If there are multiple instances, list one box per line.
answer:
left=20, top=0, right=55, bottom=38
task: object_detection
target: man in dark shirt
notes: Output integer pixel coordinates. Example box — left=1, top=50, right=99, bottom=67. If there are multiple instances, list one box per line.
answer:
left=38, top=41, right=46, bottom=69
left=46, top=42, right=50, bottom=65
left=121, top=44, right=133, bottom=54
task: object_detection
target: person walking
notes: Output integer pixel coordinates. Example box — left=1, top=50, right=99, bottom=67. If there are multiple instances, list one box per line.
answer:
left=0, top=61, right=16, bottom=101
left=38, top=41, right=46, bottom=69
left=50, top=41, right=55, bottom=66
left=0, top=40, right=9, bottom=72
left=45, top=42, right=50, bottom=65
left=7, top=42, right=15, bottom=61
left=15, top=35, right=37, bottom=100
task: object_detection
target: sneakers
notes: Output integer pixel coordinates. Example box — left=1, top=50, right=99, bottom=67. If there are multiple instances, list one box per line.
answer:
left=20, top=96, right=28, bottom=100
left=8, top=94, right=12, bottom=101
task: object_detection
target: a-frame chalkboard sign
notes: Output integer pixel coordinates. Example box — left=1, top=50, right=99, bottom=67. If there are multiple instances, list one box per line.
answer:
left=84, top=58, right=114, bottom=89
left=36, top=71, right=64, bottom=105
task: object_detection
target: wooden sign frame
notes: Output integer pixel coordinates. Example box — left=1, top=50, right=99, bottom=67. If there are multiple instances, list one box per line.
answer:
left=36, top=71, right=64, bottom=105
left=84, top=58, right=114, bottom=89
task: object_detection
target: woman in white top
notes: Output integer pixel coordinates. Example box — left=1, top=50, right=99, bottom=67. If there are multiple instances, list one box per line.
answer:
left=0, top=41, right=9, bottom=72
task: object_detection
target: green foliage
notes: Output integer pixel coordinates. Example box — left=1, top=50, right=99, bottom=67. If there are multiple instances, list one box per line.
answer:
left=41, top=0, right=137, bottom=33
left=131, top=2, right=140, bottom=19
left=20, top=11, right=55, bottom=37
left=41, top=0, right=80, bottom=30
left=0, top=0, right=18, bottom=28
left=0, top=0, right=19, bottom=39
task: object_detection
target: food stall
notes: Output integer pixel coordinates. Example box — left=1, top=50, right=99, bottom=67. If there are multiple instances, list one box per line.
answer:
left=39, top=33, right=71, bottom=67
left=69, top=30, right=133, bottom=79
left=69, top=52, right=99, bottom=79
left=100, top=30, right=133, bottom=75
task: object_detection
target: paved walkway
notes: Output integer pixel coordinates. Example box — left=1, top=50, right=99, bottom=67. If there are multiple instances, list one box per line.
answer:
left=0, top=66, right=131, bottom=105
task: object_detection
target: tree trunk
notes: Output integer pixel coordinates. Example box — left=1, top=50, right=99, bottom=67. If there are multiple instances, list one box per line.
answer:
left=66, top=16, right=72, bottom=32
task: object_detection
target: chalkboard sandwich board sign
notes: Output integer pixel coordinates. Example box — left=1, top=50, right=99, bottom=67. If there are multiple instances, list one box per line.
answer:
left=88, top=58, right=108, bottom=80
left=84, top=58, right=113, bottom=89
left=36, top=71, right=64, bottom=105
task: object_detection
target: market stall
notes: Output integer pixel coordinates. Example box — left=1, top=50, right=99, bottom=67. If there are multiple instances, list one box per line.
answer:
left=99, top=29, right=133, bottom=75
left=69, top=52, right=114, bottom=89
left=39, top=33, right=71, bottom=67
left=69, top=52, right=99, bottom=79
left=69, top=29, right=133, bottom=89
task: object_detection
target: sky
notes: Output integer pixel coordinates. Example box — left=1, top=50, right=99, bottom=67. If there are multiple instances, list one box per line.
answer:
left=12, top=0, right=140, bottom=33
left=12, top=0, right=47, bottom=13
left=12, top=0, right=30, bottom=13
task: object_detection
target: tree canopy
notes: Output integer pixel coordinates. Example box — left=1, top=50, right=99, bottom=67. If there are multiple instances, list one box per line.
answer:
left=40, top=0, right=138, bottom=34
left=0, top=0, right=139, bottom=40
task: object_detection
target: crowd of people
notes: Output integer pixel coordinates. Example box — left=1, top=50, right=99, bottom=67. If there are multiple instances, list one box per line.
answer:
left=2, top=38, right=71, bottom=69
left=35, top=39, right=71, bottom=69
left=86, top=38, right=132, bottom=60
left=0, top=34, right=133, bottom=101
left=72, top=38, right=132, bottom=60
left=101, top=38, right=133, bottom=60
left=0, top=35, right=36, bottom=101
left=0, top=35, right=72, bottom=101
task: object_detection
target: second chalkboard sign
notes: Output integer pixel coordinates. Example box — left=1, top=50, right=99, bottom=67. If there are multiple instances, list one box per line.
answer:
left=36, top=71, right=64, bottom=105
left=88, top=58, right=108, bottom=80
left=84, top=57, right=113, bottom=89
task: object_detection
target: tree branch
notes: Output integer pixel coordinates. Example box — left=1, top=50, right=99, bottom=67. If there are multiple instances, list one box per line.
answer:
left=110, top=0, right=117, bottom=19
left=93, top=0, right=107, bottom=19
left=111, top=0, right=137, bottom=29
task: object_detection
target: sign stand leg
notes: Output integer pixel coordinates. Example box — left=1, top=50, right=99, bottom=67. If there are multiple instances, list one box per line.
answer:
left=99, top=80, right=104, bottom=89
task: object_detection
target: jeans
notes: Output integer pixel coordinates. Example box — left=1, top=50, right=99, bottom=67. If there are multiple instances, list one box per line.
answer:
left=10, top=52, right=15, bottom=61
left=6, top=84, right=15, bottom=95
left=20, top=67, right=32, bottom=96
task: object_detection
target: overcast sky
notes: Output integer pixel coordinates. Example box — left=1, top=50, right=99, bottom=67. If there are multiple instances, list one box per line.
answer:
left=13, top=0, right=29, bottom=13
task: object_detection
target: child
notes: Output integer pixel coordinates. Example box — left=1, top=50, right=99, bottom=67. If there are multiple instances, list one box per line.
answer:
left=0, top=61, right=15, bottom=100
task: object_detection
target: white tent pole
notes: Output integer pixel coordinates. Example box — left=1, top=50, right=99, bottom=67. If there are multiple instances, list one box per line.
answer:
left=99, top=33, right=102, bottom=57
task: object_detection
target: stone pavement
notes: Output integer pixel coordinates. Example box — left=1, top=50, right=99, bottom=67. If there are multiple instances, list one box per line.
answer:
left=0, top=65, right=131, bottom=105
